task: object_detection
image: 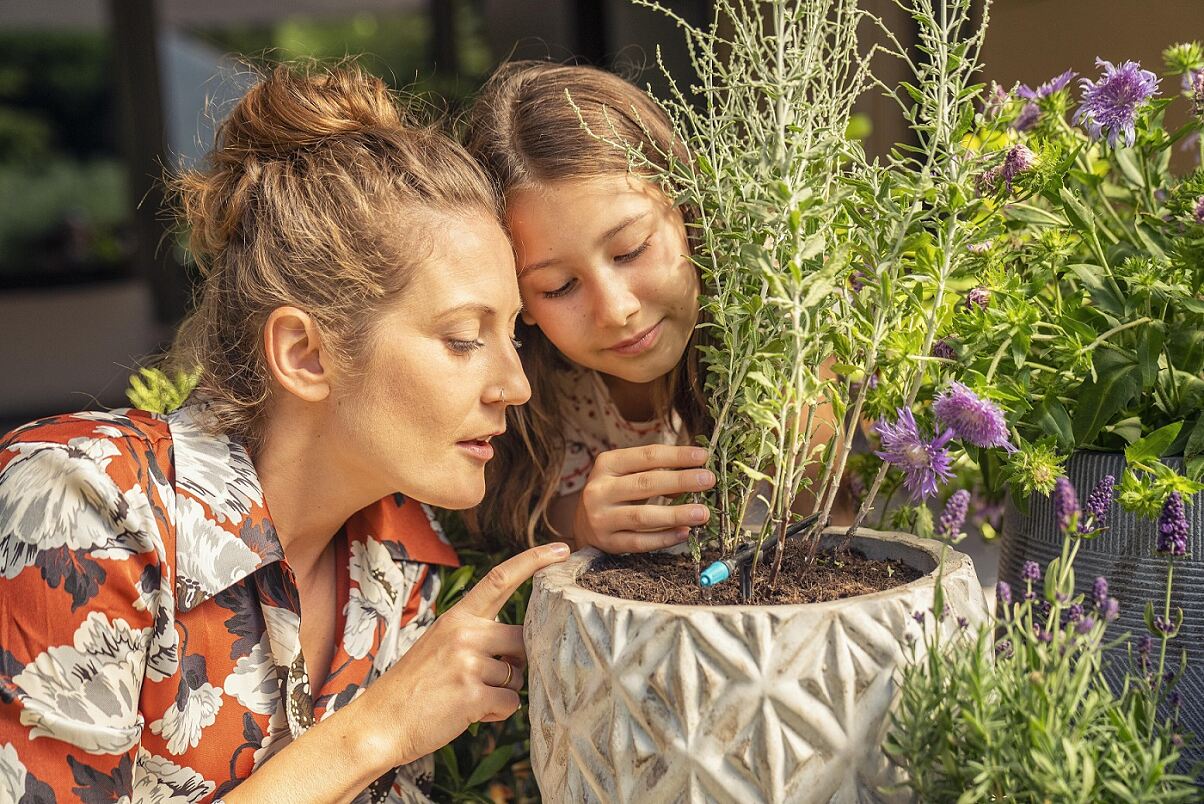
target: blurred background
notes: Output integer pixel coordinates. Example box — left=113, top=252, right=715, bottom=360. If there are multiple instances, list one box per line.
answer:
left=0, top=0, right=1201, bottom=432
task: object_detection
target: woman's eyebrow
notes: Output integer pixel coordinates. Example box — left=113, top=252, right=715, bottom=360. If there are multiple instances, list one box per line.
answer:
left=434, top=302, right=496, bottom=321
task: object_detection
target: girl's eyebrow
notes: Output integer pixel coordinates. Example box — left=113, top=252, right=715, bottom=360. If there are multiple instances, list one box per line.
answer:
left=519, top=211, right=650, bottom=276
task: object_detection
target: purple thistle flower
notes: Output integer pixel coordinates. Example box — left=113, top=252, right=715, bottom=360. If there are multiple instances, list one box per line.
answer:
left=1022, top=560, right=1041, bottom=582
left=1075, top=616, right=1096, bottom=635
left=1194, top=195, right=1204, bottom=224
left=982, top=82, right=1009, bottom=118
left=937, top=489, right=971, bottom=541
left=1101, top=597, right=1120, bottom=622
left=933, top=381, right=1015, bottom=452
left=1018, top=69, right=1078, bottom=101
left=997, top=580, right=1013, bottom=606
left=1052, top=476, right=1080, bottom=535
left=1001, top=144, right=1037, bottom=190
left=1080, top=475, right=1115, bottom=533
left=1156, top=491, right=1189, bottom=556
left=1092, top=576, right=1109, bottom=608
left=1074, top=59, right=1160, bottom=148
left=965, top=287, right=991, bottom=310
left=976, top=166, right=1002, bottom=194
left=873, top=408, right=955, bottom=501
left=967, top=241, right=992, bottom=254
left=931, top=339, right=958, bottom=360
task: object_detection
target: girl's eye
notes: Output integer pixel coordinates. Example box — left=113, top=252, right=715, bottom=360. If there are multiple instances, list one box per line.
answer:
left=448, top=338, right=485, bottom=355
left=615, top=239, right=651, bottom=264
left=542, top=279, right=576, bottom=299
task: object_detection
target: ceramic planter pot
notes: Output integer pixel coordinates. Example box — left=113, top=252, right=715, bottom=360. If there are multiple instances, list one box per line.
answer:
left=1001, top=450, right=1204, bottom=770
left=524, top=528, right=986, bottom=803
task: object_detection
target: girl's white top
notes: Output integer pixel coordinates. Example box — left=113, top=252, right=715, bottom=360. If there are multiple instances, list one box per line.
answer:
left=554, top=364, right=689, bottom=496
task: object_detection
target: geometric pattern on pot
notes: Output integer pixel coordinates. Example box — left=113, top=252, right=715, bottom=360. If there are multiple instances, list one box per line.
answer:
left=525, top=529, right=987, bottom=803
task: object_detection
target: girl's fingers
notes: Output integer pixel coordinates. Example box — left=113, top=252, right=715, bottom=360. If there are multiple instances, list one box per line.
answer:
left=601, top=528, right=691, bottom=554
left=598, top=445, right=709, bottom=476
left=606, top=501, right=710, bottom=532
left=612, top=468, right=716, bottom=503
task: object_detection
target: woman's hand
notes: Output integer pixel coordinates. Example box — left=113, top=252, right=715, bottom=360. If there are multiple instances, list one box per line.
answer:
left=365, top=542, right=570, bottom=767
left=572, top=444, right=716, bottom=554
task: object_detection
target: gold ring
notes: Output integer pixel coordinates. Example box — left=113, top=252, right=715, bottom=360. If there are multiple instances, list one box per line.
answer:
left=502, top=661, right=513, bottom=688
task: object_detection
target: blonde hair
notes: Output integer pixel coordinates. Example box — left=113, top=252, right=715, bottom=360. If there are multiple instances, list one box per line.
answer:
left=464, top=61, right=708, bottom=547
left=166, top=62, right=499, bottom=451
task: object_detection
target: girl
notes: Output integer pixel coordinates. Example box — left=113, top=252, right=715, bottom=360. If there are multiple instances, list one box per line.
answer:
left=465, top=61, right=723, bottom=553
left=0, top=64, right=566, bottom=803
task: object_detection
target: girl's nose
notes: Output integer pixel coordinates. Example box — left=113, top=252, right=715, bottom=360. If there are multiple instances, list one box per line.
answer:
left=592, top=273, right=641, bottom=329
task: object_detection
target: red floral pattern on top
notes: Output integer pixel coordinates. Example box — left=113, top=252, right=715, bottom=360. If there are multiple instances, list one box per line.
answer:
left=0, top=405, right=458, bottom=802
left=554, top=365, right=689, bottom=495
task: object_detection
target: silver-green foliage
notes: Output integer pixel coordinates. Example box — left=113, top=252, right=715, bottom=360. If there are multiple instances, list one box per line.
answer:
left=630, top=0, right=996, bottom=576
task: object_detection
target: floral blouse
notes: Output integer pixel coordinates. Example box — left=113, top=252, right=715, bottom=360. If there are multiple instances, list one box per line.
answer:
left=0, top=405, right=459, bottom=803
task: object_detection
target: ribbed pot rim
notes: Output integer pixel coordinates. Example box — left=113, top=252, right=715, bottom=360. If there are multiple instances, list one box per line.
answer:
left=533, top=527, right=977, bottom=616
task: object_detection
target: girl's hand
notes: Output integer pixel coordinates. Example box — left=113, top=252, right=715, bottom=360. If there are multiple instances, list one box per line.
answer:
left=573, top=445, right=716, bottom=554
left=359, top=542, right=570, bottom=768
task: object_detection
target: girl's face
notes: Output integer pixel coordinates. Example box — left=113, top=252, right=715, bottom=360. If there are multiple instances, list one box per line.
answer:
left=506, top=175, right=700, bottom=386
left=329, top=213, right=531, bottom=510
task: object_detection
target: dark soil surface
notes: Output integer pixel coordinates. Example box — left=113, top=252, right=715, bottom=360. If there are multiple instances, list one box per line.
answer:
left=578, top=545, right=922, bottom=606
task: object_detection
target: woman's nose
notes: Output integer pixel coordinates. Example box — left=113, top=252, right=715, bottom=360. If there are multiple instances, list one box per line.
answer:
left=498, top=346, right=532, bottom=407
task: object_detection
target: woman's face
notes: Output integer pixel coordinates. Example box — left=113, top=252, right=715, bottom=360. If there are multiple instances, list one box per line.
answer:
left=330, top=213, right=530, bottom=510
left=506, top=175, right=700, bottom=385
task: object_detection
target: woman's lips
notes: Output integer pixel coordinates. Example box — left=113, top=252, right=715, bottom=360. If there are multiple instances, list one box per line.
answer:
left=456, top=440, right=495, bottom=461
left=609, top=319, right=664, bottom=356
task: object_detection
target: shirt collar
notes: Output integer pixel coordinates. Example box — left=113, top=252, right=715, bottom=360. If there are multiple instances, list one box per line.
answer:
left=168, top=405, right=457, bottom=614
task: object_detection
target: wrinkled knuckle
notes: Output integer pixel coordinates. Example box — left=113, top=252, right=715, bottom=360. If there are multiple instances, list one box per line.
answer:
left=481, top=568, right=510, bottom=598
left=640, top=445, right=659, bottom=464
left=628, top=507, right=649, bottom=529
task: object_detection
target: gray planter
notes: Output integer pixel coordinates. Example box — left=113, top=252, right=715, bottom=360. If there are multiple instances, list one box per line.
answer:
left=1001, top=451, right=1204, bottom=768
left=524, top=528, right=987, bottom=803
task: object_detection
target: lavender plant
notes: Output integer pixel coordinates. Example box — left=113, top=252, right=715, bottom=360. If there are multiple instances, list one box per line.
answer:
left=886, top=477, right=1198, bottom=801
left=948, top=43, right=1204, bottom=513
left=618, top=0, right=1015, bottom=594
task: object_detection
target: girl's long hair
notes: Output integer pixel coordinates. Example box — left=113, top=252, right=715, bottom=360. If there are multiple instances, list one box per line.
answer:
left=463, top=61, right=710, bottom=547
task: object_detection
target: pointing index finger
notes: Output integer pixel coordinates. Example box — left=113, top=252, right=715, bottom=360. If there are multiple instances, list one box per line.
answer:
left=457, top=543, right=571, bottom=618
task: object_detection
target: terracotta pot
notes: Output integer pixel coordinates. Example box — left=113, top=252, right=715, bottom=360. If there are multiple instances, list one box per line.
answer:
left=524, top=528, right=986, bottom=803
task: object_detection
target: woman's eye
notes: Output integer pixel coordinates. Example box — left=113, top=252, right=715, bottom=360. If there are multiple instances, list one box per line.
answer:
left=542, top=279, right=576, bottom=299
left=615, top=239, right=651, bottom=264
left=448, top=338, right=485, bottom=355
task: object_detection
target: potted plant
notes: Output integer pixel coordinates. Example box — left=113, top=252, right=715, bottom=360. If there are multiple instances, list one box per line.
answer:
left=523, top=0, right=1017, bottom=799
left=944, top=42, right=1204, bottom=761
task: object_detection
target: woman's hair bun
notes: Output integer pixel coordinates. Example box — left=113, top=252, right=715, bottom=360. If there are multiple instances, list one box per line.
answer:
left=173, top=61, right=402, bottom=267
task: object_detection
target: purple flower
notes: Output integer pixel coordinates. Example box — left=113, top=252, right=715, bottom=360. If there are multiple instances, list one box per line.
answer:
left=976, top=166, right=1002, bottom=194
left=965, top=287, right=991, bottom=310
left=1001, top=144, right=1036, bottom=190
left=912, top=610, right=926, bottom=624
left=1068, top=603, right=1084, bottom=622
left=1154, top=614, right=1175, bottom=634
left=1052, top=476, right=1079, bottom=534
left=1074, top=59, right=1160, bottom=148
left=983, top=82, right=1009, bottom=117
left=957, top=616, right=969, bottom=630
left=995, top=639, right=1014, bottom=658
left=1092, top=576, right=1109, bottom=608
left=1012, top=102, right=1040, bottom=132
left=1194, top=195, right=1204, bottom=224
left=874, top=408, right=955, bottom=501
left=1022, top=560, right=1041, bottom=582
left=997, top=580, right=1013, bottom=606
left=1191, top=70, right=1204, bottom=115
left=931, top=339, right=958, bottom=360
left=937, top=489, right=971, bottom=541
left=1137, top=634, right=1153, bottom=671
left=932, top=381, right=1015, bottom=452
left=1080, top=475, right=1115, bottom=533
left=1101, top=597, right=1120, bottom=622
left=967, top=241, right=992, bottom=255
left=1156, top=491, right=1189, bottom=556
left=1019, top=69, right=1078, bottom=101
left=1036, top=628, right=1053, bottom=644
left=1075, top=616, right=1096, bottom=635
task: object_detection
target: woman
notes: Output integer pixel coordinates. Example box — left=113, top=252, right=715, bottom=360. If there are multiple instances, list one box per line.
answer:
left=0, top=63, right=566, bottom=803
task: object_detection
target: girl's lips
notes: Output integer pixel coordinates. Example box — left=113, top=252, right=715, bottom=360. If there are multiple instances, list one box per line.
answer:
left=456, top=440, right=495, bottom=461
left=609, top=319, right=664, bottom=356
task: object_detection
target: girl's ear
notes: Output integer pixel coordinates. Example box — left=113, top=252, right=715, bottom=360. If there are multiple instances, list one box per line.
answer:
left=263, top=306, right=331, bottom=402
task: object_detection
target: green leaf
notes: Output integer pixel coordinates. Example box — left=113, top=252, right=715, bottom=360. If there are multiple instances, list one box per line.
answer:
left=1136, top=325, right=1164, bottom=389
left=1185, top=418, right=1204, bottom=481
left=1125, top=422, right=1183, bottom=466
left=1073, top=350, right=1141, bottom=446
left=1036, top=396, right=1075, bottom=450
left=465, top=744, right=515, bottom=789
left=437, top=744, right=461, bottom=786
left=1005, top=204, right=1068, bottom=228
left=1066, top=264, right=1126, bottom=317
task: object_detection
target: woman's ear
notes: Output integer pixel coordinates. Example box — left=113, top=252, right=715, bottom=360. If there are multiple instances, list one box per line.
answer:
left=264, top=306, right=330, bottom=402
left=521, top=309, right=537, bottom=326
